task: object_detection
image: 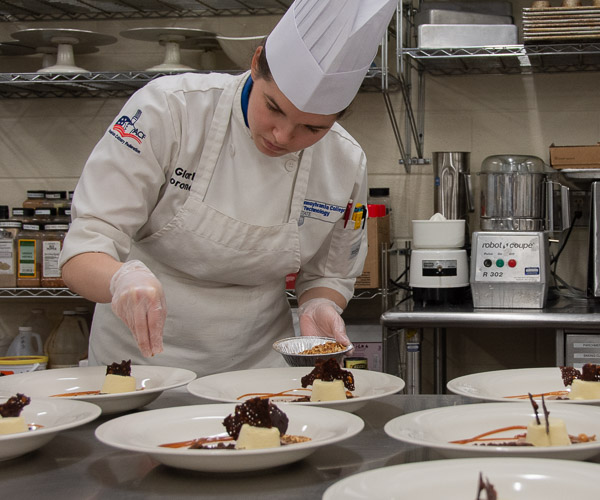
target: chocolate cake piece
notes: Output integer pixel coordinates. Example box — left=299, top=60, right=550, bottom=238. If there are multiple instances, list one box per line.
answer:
left=106, top=359, right=132, bottom=376
left=560, top=363, right=600, bottom=386
left=301, top=358, right=355, bottom=391
left=0, top=393, right=30, bottom=417
left=581, top=363, right=600, bottom=382
left=223, top=397, right=288, bottom=440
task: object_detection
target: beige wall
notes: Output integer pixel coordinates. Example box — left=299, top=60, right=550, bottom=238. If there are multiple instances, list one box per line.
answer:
left=1, top=2, right=598, bottom=389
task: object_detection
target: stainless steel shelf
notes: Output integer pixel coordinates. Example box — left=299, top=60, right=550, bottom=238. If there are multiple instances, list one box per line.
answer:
left=403, top=42, right=600, bottom=76
left=0, top=288, right=81, bottom=298
left=0, top=0, right=293, bottom=22
left=0, top=67, right=398, bottom=99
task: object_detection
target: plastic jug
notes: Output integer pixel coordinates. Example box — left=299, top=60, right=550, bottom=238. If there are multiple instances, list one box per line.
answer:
left=6, top=326, right=43, bottom=356
left=45, top=310, right=89, bottom=369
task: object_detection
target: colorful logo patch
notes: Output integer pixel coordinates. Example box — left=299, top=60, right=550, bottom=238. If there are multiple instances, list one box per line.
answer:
left=109, top=109, right=146, bottom=153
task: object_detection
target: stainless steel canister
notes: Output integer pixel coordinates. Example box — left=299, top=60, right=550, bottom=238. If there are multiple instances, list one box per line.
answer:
left=478, top=155, right=550, bottom=231
left=433, top=152, right=474, bottom=220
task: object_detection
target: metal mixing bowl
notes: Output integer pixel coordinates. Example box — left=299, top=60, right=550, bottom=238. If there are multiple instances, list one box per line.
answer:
left=272, top=336, right=353, bottom=368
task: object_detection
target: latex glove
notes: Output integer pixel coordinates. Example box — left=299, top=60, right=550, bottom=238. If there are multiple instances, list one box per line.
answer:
left=297, top=298, right=351, bottom=346
left=110, top=260, right=166, bottom=357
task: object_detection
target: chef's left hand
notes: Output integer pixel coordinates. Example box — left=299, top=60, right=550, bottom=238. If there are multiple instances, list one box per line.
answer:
left=297, top=298, right=351, bottom=346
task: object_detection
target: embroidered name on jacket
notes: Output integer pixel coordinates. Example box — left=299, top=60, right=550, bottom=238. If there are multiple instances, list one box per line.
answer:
left=301, top=199, right=345, bottom=223
left=109, top=109, right=146, bottom=154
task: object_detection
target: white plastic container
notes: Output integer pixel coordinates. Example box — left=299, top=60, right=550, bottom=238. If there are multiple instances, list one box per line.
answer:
left=412, top=219, right=465, bottom=248
left=0, top=355, right=47, bottom=375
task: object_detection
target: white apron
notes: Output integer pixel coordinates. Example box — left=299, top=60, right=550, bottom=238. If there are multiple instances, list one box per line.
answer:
left=89, top=77, right=313, bottom=376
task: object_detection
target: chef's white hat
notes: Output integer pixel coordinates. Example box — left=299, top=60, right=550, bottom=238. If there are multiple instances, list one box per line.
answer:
left=265, top=0, right=397, bottom=115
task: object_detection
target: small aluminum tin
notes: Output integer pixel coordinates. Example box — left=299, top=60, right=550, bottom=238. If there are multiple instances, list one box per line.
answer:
left=272, top=336, right=353, bottom=367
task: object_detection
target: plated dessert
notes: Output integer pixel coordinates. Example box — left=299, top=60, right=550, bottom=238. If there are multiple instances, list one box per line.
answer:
left=0, top=364, right=197, bottom=415
left=51, top=360, right=137, bottom=397
left=0, top=393, right=32, bottom=435
left=159, top=397, right=310, bottom=450
left=187, top=365, right=405, bottom=413
left=94, top=401, right=364, bottom=472
left=384, top=401, right=600, bottom=460
left=504, top=364, right=600, bottom=401
left=237, top=358, right=355, bottom=403
left=447, top=366, right=600, bottom=405
left=451, top=395, right=596, bottom=448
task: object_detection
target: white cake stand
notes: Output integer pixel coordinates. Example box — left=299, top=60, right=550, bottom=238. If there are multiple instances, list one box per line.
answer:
left=120, top=27, right=217, bottom=72
left=36, top=44, right=100, bottom=70
left=10, top=28, right=117, bottom=73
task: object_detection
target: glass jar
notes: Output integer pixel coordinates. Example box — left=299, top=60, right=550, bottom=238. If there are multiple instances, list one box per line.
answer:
left=34, top=207, right=57, bottom=224
left=11, top=207, right=35, bottom=224
left=41, top=191, right=68, bottom=209
left=41, top=223, right=68, bottom=287
left=22, top=190, right=46, bottom=210
left=0, top=220, right=22, bottom=288
left=56, top=207, right=72, bottom=225
left=16, top=223, right=43, bottom=287
left=45, top=310, right=89, bottom=369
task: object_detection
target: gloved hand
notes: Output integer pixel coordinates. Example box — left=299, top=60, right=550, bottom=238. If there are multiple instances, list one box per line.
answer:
left=110, top=260, right=166, bottom=357
left=297, top=298, right=351, bottom=346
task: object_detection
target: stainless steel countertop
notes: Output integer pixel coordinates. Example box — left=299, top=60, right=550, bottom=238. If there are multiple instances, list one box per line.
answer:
left=1, top=389, right=475, bottom=499
left=381, top=295, right=600, bottom=330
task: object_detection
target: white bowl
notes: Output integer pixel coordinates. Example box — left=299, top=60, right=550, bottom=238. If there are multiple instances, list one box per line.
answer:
left=216, top=35, right=265, bottom=69
left=0, top=397, right=101, bottom=461
left=187, top=366, right=405, bottom=413
left=95, top=403, right=364, bottom=472
left=412, top=219, right=465, bottom=248
left=324, top=457, right=600, bottom=499
left=384, top=402, right=600, bottom=460
left=0, top=365, right=196, bottom=415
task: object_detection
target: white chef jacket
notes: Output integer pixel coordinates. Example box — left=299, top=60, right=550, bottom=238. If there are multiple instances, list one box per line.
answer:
left=60, top=71, right=368, bottom=376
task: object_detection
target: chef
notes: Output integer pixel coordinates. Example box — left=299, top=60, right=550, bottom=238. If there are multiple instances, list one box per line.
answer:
left=59, top=0, right=397, bottom=376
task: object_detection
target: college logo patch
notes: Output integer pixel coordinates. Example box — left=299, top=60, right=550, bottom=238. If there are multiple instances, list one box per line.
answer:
left=300, top=199, right=345, bottom=223
left=109, top=109, right=146, bottom=154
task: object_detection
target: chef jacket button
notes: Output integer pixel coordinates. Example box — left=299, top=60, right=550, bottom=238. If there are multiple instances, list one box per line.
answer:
left=284, top=159, right=296, bottom=172
left=229, top=144, right=235, bottom=157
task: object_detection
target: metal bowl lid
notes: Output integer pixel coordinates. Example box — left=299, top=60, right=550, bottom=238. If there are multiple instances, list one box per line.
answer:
left=481, top=154, right=548, bottom=173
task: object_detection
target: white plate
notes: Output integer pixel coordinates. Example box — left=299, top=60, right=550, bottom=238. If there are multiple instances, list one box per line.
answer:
left=447, top=367, right=600, bottom=404
left=95, top=403, right=364, bottom=472
left=323, top=457, right=600, bottom=499
left=187, top=367, right=404, bottom=413
left=0, top=397, right=101, bottom=461
left=384, top=402, right=600, bottom=460
left=0, top=365, right=196, bottom=415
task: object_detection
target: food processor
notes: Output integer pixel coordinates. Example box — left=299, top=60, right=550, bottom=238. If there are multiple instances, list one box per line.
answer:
left=409, top=215, right=470, bottom=305
left=470, top=154, right=570, bottom=308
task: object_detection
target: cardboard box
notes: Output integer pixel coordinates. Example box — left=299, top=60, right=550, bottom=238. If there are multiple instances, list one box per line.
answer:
left=549, top=143, right=600, bottom=170
left=355, top=215, right=391, bottom=289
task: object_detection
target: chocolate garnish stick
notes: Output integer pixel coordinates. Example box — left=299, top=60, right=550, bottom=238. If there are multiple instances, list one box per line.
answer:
left=542, top=394, right=550, bottom=435
left=528, top=392, right=540, bottom=425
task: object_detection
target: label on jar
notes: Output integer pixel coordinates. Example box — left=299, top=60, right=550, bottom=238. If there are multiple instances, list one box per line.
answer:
left=18, top=239, right=37, bottom=277
left=0, top=240, right=14, bottom=274
left=42, top=241, right=61, bottom=278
